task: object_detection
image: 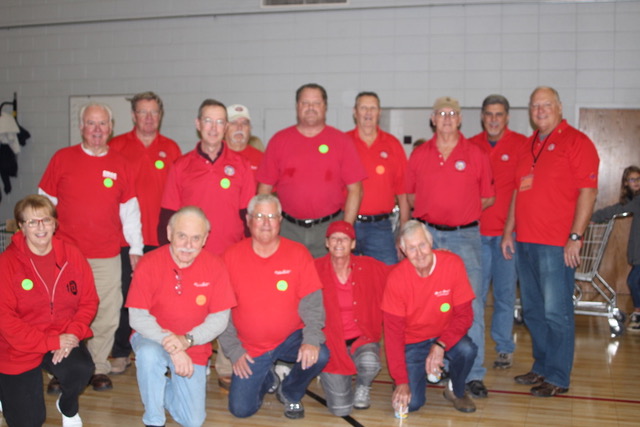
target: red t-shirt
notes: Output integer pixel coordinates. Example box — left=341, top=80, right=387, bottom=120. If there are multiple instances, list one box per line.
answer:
left=256, top=125, right=367, bottom=219
left=160, top=143, right=256, bottom=255
left=333, top=271, right=362, bottom=340
left=39, top=145, right=135, bottom=258
left=514, top=120, right=599, bottom=246
left=223, top=238, right=323, bottom=357
left=381, top=251, right=475, bottom=344
left=346, top=128, right=407, bottom=215
left=469, top=129, right=526, bottom=236
left=235, top=145, right=264, bottom=175
left=126, top=246, right=236, bottom=366
left=406, top=134, right=494, bottom=226
left=109, top=129, right=182, bottom=246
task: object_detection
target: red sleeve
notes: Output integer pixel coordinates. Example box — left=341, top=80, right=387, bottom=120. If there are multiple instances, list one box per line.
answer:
left=39, top=151, right=61, bottom=197
left=383, top=311, right=408, bottom=385
left=160, top=159, right=183, bottom=211
left=438, top=300, right=473, bottom=349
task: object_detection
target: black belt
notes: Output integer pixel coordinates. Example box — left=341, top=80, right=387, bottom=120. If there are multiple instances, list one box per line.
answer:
left=356, top=213, right=390, bottom=223
left=282, top=210, right=342, bottom=228
left=415, top=218, right=479, bottom=231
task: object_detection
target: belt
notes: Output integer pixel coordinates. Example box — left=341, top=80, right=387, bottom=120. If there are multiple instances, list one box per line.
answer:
left=356, top=213, right=391, bottom=223
left=282, top=210, right=342, bottom=228
left=415, top=219, right=479, bottom=231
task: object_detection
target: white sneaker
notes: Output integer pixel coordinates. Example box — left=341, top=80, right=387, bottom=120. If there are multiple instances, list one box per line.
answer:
left=56, top=397, right=83, bottom=427
left=353, top=385, right=371, bottom=409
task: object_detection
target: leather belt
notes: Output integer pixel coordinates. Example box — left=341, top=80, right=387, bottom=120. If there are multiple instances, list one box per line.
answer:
left=415, top=218, right=479, bottom=231
left=356, top=213, right=391, bottom=223
left=282, top=210, right=342, bottom=228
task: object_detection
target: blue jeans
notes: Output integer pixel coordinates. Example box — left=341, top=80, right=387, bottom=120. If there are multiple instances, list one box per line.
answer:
left=516, top=242, right=575, bottom=388
left=131, top=333, right=207, bottom=427
left=427, top=225, right=484, bottom=382
left=228, top=329, right=330, bottom=418
left=627, top=265, right=640, bottom=308
left=405, top=336, right=477, bottom=412
left=354, top=219, right=398, bottom=265
left=481, top=234, right=517, bottom=354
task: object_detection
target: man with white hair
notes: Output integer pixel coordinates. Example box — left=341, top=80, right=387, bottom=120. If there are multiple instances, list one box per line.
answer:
left=383, top=220, right=477, bottom=414
left=39, top=102, right=143, bottom=392
left=224, top=104, right=263, bottom=173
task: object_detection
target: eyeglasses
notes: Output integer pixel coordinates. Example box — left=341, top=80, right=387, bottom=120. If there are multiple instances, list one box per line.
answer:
left=200, top=117, right=226, bottom=127
left=23, top=217, right=54, bottom=228
left=173, top=269, right=183, bottom=296
left=251, top=213, right=281, bottom=221
left=435, top=111, right=459, bottom=118
left=135, top=110, right=161, bottom=117
left=627, top=177, right=640, bottom=184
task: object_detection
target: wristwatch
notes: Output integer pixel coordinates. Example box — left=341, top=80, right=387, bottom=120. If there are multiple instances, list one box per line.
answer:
left=184, top=334, right=194, bottom=348
left=569, top=233, right=582, bottom=241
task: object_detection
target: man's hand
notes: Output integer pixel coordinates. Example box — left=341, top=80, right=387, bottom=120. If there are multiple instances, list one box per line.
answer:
left=392, top=383, right=411, bottom=410
left=162, top=333, right=189, bottom=355
left=170, top=351, right=194, bottom=378
left=564, top=239, right=582, bottom=268
left=501, top=233, right=515, bottom=260
left=426, top=344, right=445, bottom=379
left=297, top=343, right=320, bottom=370
left=232, top=353, right=255, bottom=379
left=130, top=254, right=141, bottom=271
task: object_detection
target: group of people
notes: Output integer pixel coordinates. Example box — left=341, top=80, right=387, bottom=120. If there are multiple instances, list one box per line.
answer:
left=0, top=83, right=602, bottom=427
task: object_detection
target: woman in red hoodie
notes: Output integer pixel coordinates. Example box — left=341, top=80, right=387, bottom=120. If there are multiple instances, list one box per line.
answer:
left=0, top=195, right=98, bottom=427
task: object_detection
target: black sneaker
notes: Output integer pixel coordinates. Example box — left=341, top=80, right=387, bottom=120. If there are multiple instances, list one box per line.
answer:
left=466, top=380, right=488, bottom=398
left=275, top=383, right=305, bottom=419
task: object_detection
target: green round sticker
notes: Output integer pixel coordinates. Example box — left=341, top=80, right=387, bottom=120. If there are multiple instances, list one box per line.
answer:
left=318, top=144, right=329, bottom=154
left=276, top=280, right=288, bottom=291
left=220, top=178, right=231, bottom=189
left=21, top=279, right=34, bottom=291
left=155, top=160, right=165, bottom=170
left=440, top=303, right=451, bottom=313
left=103, top=178, right=114, bottom=188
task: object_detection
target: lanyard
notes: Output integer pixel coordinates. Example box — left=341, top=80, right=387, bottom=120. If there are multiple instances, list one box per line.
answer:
left=530, top=130, right=551, bottom=169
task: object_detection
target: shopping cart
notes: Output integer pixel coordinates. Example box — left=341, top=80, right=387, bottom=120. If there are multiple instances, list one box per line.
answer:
left=514, top=212, right=630, bottom=337
left=0, top=224, right=12, bottom=253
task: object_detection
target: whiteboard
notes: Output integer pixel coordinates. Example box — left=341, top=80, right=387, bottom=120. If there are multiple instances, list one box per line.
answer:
left=69, top=94, right=134, bottom=145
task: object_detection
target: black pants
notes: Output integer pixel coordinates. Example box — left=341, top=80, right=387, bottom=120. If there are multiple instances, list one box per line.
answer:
left=112, top=245, right=157, bottom=358
left=0, top=343, right=94, bottom=427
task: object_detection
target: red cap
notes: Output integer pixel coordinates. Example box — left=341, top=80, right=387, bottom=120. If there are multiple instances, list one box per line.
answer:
left=326, top=220, right=356, bottom=240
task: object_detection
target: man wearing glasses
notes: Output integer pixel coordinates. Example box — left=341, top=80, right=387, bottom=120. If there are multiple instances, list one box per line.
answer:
left=405, top=96, right=494, bottom=400
left=127, top=206, right=236, bottom=427
left=108, top=91, right=182, bottom=376
left=219, top=194, right=329, bottom=420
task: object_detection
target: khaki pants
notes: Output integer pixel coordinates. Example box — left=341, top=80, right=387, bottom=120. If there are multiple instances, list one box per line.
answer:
left=215, top=340, right=233, bottom=377
left=87, top=256, right=122, bottom=375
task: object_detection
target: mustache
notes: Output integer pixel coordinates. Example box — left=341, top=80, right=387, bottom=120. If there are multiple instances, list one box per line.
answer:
left=177, top=248, right=198, bottom=254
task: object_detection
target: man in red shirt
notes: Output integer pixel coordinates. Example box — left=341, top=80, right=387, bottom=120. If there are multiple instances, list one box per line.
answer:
left=257, top=83, right=366, bottom=258
left=109, top=91, right=182, bottom=375
left=383, top=220, right=477, bottom=414
left=502, top=86, right=599, bottom=397
left=219, top=194, right=329, bottom=419
left=346, top=92, right=408, bottom=265
left=39, top=103, right=143, bottom=392
left=469, top=94, right=526, bottom=370
left=224, top=104, right=263, bottom=174
left=406, top=96, right=494, bottom=399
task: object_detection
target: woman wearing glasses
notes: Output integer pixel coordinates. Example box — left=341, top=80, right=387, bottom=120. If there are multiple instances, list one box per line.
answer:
left=592, top=166, right=640, bottom=332
left=0, top=194, right=98, bottom=427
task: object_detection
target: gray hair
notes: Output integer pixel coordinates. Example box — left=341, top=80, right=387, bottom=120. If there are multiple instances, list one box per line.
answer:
left=481, top=94, right=510, bottom=114
left=529, top=86, right=562, bottom=105
left=168, top=206, right=211, bottom=233
left=79, top=102, right=113, bottom=128
left=247, top=194, right=282, bottom=216
left=398, top=220, right=433, bottom=251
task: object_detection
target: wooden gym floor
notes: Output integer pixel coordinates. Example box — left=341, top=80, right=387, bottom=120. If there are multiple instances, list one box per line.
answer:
left=4, top=295, right=639, bottom=426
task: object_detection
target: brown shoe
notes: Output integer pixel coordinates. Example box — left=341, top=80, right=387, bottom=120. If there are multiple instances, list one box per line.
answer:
left=218, top=376, right=231, bottom=393
left=47, top=377, right=62, bottom=395
left=530, top=381, right=568, bottom=397
left=90, top=374, right=113, bottom=391
left=443, top=382, right=476, bottom=413
left=110, top=356, right=132, bottom=375
left=514, top=371, right=545, bottom=385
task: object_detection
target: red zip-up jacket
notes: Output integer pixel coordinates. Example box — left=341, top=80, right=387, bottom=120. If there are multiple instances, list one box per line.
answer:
left=0, top=231, right=98, bottom=375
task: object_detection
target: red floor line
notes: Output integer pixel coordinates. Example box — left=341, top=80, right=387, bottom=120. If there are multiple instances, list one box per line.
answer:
left=371, top=379, right=640, bottom=405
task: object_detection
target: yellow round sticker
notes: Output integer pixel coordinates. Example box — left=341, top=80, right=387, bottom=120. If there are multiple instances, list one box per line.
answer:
left=318, top=144, right=329, bottom=154
left=440, top=303, right=451, bottom=313
left=276, top=280, right=288, bottom=291
left=196, top=295, right=207, bottom=306
left=375, top=165, right=385, bottom=175
left=103, top=178, right=114, bottom=188
left=220, top=178, right=231, bottom=189
left=155, top=160, right=165, bottom=170
left=21, top=279, right=34, bottom=291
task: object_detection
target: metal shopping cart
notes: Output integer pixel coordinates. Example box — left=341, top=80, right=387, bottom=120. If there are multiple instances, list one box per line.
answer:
left=514, top=212, right=630, bottom=337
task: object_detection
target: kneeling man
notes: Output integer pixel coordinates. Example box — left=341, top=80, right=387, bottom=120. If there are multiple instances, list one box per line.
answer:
left=383, top=220, right=478, bottom=414
left=220, top=194, right=329, bottom=419
left=127, top=207, right=236, bottom=427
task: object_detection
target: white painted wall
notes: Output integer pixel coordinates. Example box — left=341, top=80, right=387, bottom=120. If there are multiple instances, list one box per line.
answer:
left=1, top=0, right=639, bottom=221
